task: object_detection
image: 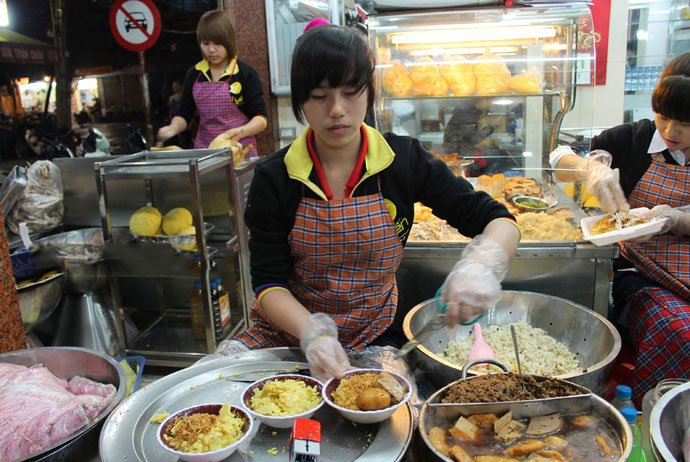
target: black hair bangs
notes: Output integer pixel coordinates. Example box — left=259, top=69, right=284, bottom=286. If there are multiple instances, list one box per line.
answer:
left=652, top=75, right=690, bottom=123
left=291, top=26, right=375, bottom=123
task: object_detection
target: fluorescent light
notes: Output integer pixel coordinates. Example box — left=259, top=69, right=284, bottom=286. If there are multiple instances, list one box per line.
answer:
left=77, top=78, right=98, bottom=91
left=493, top=99, right=513, bottom=106
left=391, top=26, right=557, bottom=45
left=523, top=151, right=533, bottom=157
left=0, top=0, right=9, bottom=27
left=636, top=30, right=649, bottom=41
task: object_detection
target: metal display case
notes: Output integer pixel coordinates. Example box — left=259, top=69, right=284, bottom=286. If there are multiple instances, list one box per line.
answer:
left=367, top=5, right=618, bottom=318
left=95, top=149, right=255, bottom=366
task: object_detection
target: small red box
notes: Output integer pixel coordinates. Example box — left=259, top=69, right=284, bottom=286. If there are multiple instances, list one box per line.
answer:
left=289, top=418, right=321, bottom=462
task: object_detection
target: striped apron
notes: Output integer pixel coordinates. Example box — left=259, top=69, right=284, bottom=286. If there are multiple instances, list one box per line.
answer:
left=235, top=181, right=404, bottom=351
left=192, top=62, right=258, bottom=158
left=620, top=159, right=690, bottom=403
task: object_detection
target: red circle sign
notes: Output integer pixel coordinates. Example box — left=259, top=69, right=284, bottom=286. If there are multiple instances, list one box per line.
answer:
left=109, top=0, right=161, bottom=52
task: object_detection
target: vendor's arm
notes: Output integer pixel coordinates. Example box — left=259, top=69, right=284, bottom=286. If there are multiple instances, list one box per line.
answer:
left=226, top=61, right=268, bottom=142
left=222, top=115, right=267, bottom=142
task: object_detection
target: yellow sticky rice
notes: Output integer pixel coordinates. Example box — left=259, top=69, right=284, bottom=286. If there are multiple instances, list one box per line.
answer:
left=248, top=379, right=321, bottom=416
left=163, top=403, right=245, bottom=453
left=331, top=373, right=382, bottom=410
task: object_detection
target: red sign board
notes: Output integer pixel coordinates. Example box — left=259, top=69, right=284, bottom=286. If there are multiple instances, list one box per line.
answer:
left=109, top=0, right=161, bottom=52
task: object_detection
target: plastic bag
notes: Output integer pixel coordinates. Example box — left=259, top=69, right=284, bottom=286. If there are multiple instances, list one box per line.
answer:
left=7, top=160, right=63, bottom=234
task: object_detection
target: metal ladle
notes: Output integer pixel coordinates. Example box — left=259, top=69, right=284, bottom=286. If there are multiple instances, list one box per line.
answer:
left=510, top=325, right=526, bottom=392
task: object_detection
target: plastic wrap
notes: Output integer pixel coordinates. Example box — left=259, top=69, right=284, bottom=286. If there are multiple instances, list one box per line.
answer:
left=7, top=160, right=63, bottom=234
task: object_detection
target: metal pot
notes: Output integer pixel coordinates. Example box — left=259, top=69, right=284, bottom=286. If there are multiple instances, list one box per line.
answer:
left=650, top=381, right=690, bottom=461
left=419, top=367, right=632, bottom=462
left=0, top=347, right=126, bottom=462
left=17, top=272, right=66, bottom=331
left=402, top=291, right=621, bottom=395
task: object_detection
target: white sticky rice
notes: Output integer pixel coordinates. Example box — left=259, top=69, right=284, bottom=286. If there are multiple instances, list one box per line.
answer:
left=442, top=321, right=581, bottom=376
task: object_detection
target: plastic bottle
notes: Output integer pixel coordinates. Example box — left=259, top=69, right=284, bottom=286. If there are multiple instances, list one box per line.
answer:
left=611, top=384, right=636, bottom=411
left=641, top=378, right=689, bottom=461
left=213, top=277, right=231, bottom=331
left=621, top=406, right=646, bottom=462
left=190, top=281, right=205, bottom=340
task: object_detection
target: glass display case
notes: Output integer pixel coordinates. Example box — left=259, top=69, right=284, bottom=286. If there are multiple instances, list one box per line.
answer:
left=367, top=5, right=617, bottom=317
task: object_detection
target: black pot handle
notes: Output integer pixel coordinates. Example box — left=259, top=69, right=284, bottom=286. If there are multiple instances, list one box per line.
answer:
left=461, top=358, right=511, bottom=378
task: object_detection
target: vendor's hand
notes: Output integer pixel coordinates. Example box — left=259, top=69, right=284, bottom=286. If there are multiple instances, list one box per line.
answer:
left=642, top=204, right=690, bottom=237
left=440, top=234, right=510, bottom=326
left=584, top=151, right=629, bottom=213
left=300, top=313, right=351, bottom=382
left=157, top=125, right=177, bottom=142
left=224, top=127, right=245, bottom=141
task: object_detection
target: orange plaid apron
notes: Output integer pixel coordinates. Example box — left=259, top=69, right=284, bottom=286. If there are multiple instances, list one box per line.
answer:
left=621, top=159, right=690, bottom=299
left=235, top=181, right=404, bottom=351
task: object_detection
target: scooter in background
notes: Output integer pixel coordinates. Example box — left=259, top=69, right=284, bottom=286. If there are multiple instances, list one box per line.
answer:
left=126, top=124, right=149, bottom=153
left=82, top=127, right=111, bottom=158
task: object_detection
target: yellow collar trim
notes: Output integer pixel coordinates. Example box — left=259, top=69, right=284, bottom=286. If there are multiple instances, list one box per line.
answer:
left=194, top=57, right=238, bottom=80
left=284, top=124, right=395, bottom=200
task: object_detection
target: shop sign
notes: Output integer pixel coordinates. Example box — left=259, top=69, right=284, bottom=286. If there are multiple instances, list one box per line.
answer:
left=577, top=0, right=611, bottom=86
left=0, top=44, right=58, bottom=65
left=109, top=0, right=161, bottom=52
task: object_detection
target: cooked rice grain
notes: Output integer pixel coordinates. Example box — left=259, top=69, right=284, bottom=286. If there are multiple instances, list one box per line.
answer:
left=249, top=379, right=321, bottom=416
left=332, top=373, right=382, bottom=410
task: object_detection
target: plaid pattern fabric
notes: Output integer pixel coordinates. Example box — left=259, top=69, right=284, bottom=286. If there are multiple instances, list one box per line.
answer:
left=623, top=160, right=690, bottom=299
left=192, top=73, right=257, bottom=157
left=627, top=287, right=690, bottom=405
left=235, top=186, right=404, bottom=351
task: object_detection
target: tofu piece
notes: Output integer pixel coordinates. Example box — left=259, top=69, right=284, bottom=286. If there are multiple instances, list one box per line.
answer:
left=571, top=414, right=597, bottom=429
left=475, top=456, right=520, bottom=462
left=468, top=413, right=498, bottom=428
left=536, top=450, right=566, bottom=461
left=495, top=420, right=526, bottom=443
left=428, top=426, right=450, bottom=456
left=493, top=411, right=513, bottom=434
left=376, top=372, right=405, bottom=402
left=505, top=439, right=548, bottom=457
left=545, top=436, right=567, bottom=450
left=526, top=414, right=562, bottom=435
left=448, top=445, right=473, bottom=462
left=449, top=416, right=480, bottom=442
left=595, top=434, right=615, bottom=456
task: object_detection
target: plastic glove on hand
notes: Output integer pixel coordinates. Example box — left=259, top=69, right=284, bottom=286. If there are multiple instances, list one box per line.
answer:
left=300, top=313, right=351, bottom=382
left=586, top=164, right=629, bottom=213
left=441, top=262, right=501, bottom=326
left=642, top=204, right=690, bottom=237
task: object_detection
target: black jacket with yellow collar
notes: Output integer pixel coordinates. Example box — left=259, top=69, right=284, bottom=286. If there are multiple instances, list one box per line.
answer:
left=245, top=125, right=514, bottom=292
left=176, top=58, right=267, bottom=123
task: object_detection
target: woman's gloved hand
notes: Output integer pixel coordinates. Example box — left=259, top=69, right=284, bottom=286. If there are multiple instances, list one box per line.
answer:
left=192, top=339, right=249, bottom=366
left=582, top=150, right=629, bottom=213
left=300, top=313, right=351, bottom=382
left=642, top=204, right=690, bottom=237
left=440, top=234, right=511, bottom=326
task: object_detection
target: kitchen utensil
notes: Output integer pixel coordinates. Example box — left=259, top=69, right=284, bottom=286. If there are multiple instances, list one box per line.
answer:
left=397, top=285, right=484, bottom=357
left=402, top=291, right=621, bottom=394
left=17, top=270, right=66, bottom=331
left=510, top=324, right=526, bottom=392
left=650, top=381, right=690, bottom=462
left=0, top=165, right=27, bottom=218
left=467, top=323, right=494, bottom=363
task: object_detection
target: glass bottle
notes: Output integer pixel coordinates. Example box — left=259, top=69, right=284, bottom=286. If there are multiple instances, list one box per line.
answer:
left=190, top=281, right=205, bottom=340
left=213, top=277, right=231, bottom=330
left=641, top=378, right=689, bottom=461
left=611, top=384, right=636, bottom=411
left=621, top=406, right=646, bottom=462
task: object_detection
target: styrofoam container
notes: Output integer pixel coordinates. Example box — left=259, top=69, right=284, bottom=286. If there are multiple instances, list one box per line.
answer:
left=581, top=207, right=666, bottom=246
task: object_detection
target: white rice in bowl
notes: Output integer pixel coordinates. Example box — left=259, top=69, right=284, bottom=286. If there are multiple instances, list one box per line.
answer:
left=442, top=321, right=581, bottom=376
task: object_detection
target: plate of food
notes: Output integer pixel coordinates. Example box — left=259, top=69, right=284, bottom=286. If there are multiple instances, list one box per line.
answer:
left=580, top=207, right=666, bottom=246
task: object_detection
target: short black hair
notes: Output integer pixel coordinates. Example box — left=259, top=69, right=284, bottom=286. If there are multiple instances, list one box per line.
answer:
left=290, top=25, right=375, bottom=124
left=652, top=51, right=690, bottom=123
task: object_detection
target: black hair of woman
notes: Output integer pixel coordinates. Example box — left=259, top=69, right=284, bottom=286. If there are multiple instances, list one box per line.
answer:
left=196, top=10, right=238, bottom=60
left=290, top=25, right=375, bottom=124
left=652, top=51, right=690, bottom=123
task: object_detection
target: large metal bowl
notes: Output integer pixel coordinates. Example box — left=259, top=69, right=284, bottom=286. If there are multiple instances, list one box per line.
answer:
left=650, top=381, right=690, bottom=461
left=17, top=272, right=66, bottom=331
left=402, top=290, right=621, bottom=394
left=419, top=374, right=632, bottom=461
left=0, top=347, right=126, bottom=462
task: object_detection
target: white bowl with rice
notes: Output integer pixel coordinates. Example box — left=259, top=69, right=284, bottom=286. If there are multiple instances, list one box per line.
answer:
left=322, top=369, right=412, bottom=424
left=242, top=374, right=324, bottom=428
left=156, top=403, right=253, bottom=462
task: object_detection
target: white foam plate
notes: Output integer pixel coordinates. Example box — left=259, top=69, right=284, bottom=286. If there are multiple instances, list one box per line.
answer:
left=580, top=207, right=666, bottom=246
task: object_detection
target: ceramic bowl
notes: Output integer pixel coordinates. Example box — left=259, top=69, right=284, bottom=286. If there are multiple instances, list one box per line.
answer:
left=157, top=403, right=253, bottom=462
left=322, top=369, right=412, bottom=424
left=242, top=374, right=324, bottom=428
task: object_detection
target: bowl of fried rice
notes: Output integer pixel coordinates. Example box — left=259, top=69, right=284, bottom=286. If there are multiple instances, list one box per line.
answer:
left=157, top=403, right=253, bottom=462
left=323, top=369, right=412, bottom=424
left=242, top=374, right=324, bottom=428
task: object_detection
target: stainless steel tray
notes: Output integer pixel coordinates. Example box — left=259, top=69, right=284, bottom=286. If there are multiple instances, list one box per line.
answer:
left=99, top=348, right=414, bottom=461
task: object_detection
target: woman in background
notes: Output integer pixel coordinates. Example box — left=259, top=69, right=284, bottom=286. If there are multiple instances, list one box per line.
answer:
left=157, top=10, right=267, bottom=157
left=550, top=51, right=690, bottom=405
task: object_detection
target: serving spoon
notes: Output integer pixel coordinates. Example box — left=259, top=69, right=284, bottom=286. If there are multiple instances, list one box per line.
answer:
left=467, top=323, right=495, bottom=362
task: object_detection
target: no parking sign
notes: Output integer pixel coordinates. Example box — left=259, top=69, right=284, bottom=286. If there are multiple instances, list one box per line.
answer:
left=109, top=0, right=161, bottom=52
